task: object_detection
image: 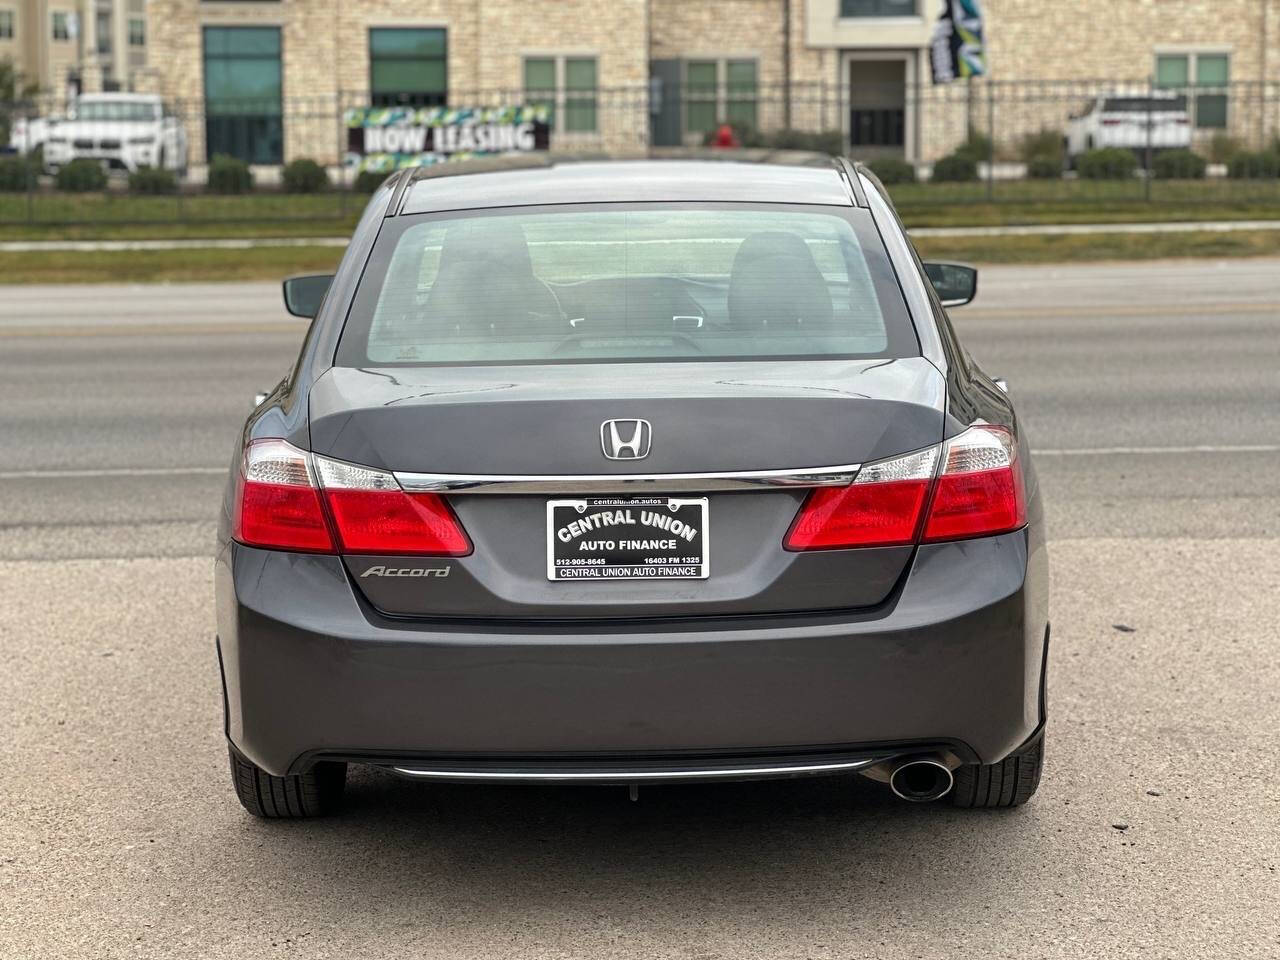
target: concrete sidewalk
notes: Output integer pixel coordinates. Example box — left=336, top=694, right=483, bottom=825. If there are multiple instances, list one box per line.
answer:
left=0, top=237, right=350, bottom=252
left=2, top=219, right=1280, bottom=252
left=910, top=219, right=1280, bottom=238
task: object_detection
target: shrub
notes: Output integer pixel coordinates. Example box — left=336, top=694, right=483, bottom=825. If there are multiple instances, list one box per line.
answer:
left=955, top=131, right=993, bottom=163
left=1227, top=150, right=1280, bottom=179
left=1076, top=147, right=1138, bottom=180
left=1152, top=148, right=1207, bottom=180
left=206, top=153, right=253, bottom=194
left=0, top=154, right=36, bottom=191
left=1018, top=128, right=1064, bottom=165
left=128, top=165, right=178, bottom=195
left=282, top=157, right=330, bottom=194
left=1019, top=128, right=1064, bottom=179
left=54, top=157, right=107, bottom=192
left=1025, top=155, right=1063, bottom=180
left=739, top=128, right=844, bottom=156
left=867, top=156, right=916, bottom=185
left=1208, top=134, right=1244, bottom=164
left=930, top=150, right=979, bottom=183
left=353, top=169, right=389, bottom=193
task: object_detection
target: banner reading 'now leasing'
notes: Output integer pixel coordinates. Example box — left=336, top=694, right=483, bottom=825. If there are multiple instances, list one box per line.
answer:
left=345, top=105, right=551, bottom=172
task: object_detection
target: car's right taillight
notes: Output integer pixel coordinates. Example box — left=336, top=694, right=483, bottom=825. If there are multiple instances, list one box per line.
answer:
left=785, top=424, right=1026, bottom=551
left=923, top=424, right=1026, bottom=542
left=784, top=446, right=938, bottom=550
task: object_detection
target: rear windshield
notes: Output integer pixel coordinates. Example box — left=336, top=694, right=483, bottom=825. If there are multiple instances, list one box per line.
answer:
left=75, top=100, right=160, bottom=121
left=336, top=203, right=918, bottom=367
left=1103, top=96, right=1188, bottom=113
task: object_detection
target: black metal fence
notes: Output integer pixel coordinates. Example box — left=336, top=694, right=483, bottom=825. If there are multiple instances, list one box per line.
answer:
left=1, top=79, right=1278, bottom=226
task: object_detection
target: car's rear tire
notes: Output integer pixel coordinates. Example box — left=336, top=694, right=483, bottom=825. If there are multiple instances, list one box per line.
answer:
left=228, top=746, right=346, bottom=818
left=949, top=736, right=1043, bottom=808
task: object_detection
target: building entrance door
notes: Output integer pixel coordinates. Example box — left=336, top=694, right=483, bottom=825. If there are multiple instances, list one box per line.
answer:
left=848, top=58, right=906, bottom=157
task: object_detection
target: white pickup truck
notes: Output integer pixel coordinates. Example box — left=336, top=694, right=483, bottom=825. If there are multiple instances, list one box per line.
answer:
left=1064, top=92, right=1192, bottom=166
left=40, top=93, right=188, bottom=175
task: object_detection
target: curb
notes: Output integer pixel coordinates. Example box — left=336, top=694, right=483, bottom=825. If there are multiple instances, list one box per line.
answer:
left=2, top=220, right=1279, bottom=252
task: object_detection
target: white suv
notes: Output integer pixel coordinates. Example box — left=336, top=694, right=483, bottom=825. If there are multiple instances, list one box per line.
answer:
left=1064, top=92, right=1191, bottom=165
left=42, top=94, right=188, bottom=175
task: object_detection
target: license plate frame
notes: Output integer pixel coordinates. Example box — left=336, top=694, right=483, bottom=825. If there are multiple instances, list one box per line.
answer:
left=546, top=497, right=710, bottom=581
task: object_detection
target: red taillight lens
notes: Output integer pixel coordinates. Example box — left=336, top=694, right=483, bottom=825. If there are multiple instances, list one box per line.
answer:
left=314, top=456, right=471, bottom=556
left=922, top=424, right=1026, bottom=542
left=785, top=425, right=1026, bottom=551
left=233, top=439, right=335, bottom=553
left=785, top=447, right=938, bottom=550
left=233, top=441, right=471, bottom=556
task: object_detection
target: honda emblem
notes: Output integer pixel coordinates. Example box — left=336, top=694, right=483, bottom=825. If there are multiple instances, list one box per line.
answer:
left=600, top=419, right=652, bottom=460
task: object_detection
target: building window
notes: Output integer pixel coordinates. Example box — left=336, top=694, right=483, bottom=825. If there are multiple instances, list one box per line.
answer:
left=1156, top=53, right=1229, bottom=129
left=96, top=11, right=111, bottom=55
left=524, top=56, right=598, bottom=134
left=0, top=9, right=14, bottom=40
left=203, top=26, right=283, bottom=164
left=683, top=59, right=758, bottom=135
left=129, top=17, right=144, bottom=47
left=840, top=0, right=917, bottom=16
left=369, top=28, right=446, bottom=107
left=52, top=11, right=69, bottom=41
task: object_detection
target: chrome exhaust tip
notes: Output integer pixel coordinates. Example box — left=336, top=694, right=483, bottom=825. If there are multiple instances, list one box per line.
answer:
left=888, top=757, right=954, bottom=803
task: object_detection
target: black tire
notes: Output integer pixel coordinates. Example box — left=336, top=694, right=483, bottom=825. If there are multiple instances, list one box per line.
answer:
left=228, top=746, right=346, bottom=818
left=949, top=736, right=1043, bottom=808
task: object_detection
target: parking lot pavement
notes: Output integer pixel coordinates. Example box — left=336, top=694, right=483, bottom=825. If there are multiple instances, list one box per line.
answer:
left=2, top=260, right=1279, bottom=958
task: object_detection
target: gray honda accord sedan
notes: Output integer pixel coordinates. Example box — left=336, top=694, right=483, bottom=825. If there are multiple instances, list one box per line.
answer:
left=216, top=155, right=1048, bottom=817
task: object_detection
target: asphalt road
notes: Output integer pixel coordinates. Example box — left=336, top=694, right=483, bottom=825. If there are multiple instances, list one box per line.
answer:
left=2, top=261, right=1279, bottom=958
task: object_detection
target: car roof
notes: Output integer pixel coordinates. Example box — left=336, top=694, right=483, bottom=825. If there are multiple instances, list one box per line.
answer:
left=77, top=93, right=161, bottom=102
left=396, top=153, right=861, bottom=215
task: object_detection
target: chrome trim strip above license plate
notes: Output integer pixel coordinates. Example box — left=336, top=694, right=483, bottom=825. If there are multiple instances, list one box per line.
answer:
left=395, top=464, right=861, bottom=495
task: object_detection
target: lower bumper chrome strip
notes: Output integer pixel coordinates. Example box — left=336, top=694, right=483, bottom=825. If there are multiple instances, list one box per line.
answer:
left=390, top=757, right=884, bottom=782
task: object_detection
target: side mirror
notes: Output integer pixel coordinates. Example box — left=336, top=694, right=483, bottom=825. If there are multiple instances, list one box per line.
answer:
left=282, top=274, right=334, bottom=319
left=922, top=261, right=978, bottom=308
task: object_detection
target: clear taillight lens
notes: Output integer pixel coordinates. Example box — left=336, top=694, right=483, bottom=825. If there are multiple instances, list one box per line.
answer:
left=922, top=424, right=1025, bottom=542
left=232, top=441, right=471, bottom=556
left=784, top=447, right=938, bottom=550
left=785, top=424, right=1026, bottom=551
left=314, top=455, right=471, bottom=556
left=233, top=439, right=334, bottom=553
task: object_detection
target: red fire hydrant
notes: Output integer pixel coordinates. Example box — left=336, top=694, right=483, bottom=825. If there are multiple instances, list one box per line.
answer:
left=712, top=123, right=740, bottom=148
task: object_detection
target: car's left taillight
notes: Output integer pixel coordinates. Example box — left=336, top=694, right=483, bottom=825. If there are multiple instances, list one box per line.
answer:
left=232, top=439, right=471, bottom=556
left=233, top=439, right=335, bottom=553
left=313, top=455, right=471, bottom=556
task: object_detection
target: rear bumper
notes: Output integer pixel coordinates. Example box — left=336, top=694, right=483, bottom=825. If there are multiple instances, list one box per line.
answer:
left=215, top=527, right=1048, bottom=777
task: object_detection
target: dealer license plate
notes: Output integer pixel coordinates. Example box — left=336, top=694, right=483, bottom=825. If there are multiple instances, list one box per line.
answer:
left=546, top=497, right=709, bottom=581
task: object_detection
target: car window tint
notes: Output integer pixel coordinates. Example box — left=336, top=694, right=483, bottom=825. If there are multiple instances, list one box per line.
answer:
left=1103, top=96, right=1188, bottom=113
left=341, top=205, right=917, bottom=367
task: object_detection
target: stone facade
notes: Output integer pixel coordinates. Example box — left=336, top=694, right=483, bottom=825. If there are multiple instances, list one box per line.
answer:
left=135, top=0, right=1280, bottom=166
left=2, top=0, right=148, bottom=96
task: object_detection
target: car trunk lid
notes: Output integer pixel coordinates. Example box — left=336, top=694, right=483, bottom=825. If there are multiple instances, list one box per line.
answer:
left=309, top=358, right=946, bottom=618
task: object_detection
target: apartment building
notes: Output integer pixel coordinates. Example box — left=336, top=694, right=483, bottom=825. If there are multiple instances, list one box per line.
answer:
left=134, top=0, right=1278, bottom=165
left=0, top=0, right=148, bottom=95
